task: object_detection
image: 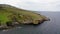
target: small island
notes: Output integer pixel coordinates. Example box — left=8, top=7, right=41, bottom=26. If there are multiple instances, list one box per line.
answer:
left=0, top=4, right=50, bottom=30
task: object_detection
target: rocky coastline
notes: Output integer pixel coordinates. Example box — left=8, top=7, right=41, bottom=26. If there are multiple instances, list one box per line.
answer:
left=0, top=18, right=50, bottom=30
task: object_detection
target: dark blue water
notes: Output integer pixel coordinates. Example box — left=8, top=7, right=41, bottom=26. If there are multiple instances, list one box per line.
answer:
left=0, top=12, right=60, bottom=34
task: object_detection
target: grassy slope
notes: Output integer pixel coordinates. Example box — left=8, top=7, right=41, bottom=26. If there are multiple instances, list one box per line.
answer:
left=0, top=4, right=47, bottom=24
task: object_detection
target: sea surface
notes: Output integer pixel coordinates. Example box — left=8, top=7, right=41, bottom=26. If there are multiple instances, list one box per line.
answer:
left=0, top=12, right=60, bottom=34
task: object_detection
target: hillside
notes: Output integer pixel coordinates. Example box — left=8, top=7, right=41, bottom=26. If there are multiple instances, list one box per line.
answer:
left=0, top=4, right=49, bottom=28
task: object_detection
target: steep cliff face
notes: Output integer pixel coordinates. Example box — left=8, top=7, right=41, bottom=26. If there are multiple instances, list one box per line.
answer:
left=0, top=4, right=49, bottom=26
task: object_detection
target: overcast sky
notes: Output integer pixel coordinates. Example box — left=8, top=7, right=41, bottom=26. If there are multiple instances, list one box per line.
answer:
left=0, top=0, right=60, bottom=11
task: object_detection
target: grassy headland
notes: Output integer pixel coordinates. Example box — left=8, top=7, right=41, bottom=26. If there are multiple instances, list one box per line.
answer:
left=0, top=4, right=49, bottom=29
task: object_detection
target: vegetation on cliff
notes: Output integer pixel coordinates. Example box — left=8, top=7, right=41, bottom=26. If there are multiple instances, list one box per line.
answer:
left=0, top=4, right=50, bottom=29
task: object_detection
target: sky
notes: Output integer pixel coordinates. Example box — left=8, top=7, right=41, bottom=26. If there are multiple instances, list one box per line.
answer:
left=0, top=0, right=60, bottom=11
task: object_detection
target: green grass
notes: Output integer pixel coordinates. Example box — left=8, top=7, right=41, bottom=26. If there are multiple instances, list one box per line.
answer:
left=0, top=11, right=12, bottom=25
left=0, top=4, right=47, bottom=25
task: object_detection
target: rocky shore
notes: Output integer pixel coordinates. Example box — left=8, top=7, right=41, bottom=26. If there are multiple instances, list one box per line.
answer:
left=0, top=17, right=50, bottom=30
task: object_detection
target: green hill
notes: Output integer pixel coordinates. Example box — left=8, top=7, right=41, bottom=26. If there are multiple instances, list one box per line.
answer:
left=0, top=4, right=49, bottom=26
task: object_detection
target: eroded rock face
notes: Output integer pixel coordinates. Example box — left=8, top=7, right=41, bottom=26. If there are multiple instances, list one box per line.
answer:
left=19, top=17, right=50, bottom=25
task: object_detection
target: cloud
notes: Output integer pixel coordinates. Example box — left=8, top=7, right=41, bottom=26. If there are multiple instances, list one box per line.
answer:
left=16, top=0, right=60, bottom=11
left=0, top=0, right=60, bottom=11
